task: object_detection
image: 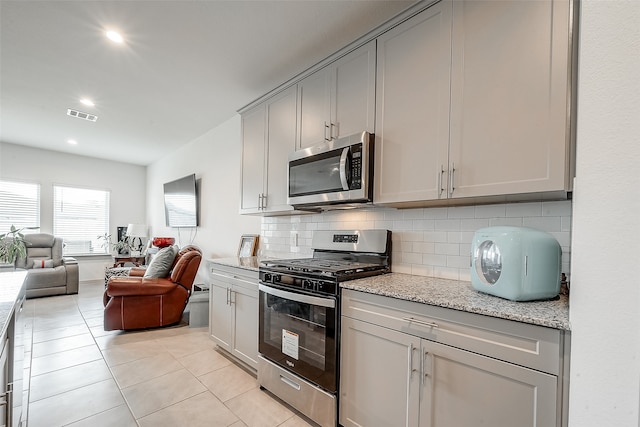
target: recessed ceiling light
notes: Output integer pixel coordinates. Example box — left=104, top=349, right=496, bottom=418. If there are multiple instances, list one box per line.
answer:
left=80, top=98, right=94, bottom=107
left=106, top=30, right=123, bottom=43
left=67, top=139, right=78, bottom=145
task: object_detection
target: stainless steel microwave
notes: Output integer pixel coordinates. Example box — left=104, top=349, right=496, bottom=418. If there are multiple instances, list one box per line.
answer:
left=287, top=131, right=374, bottom=209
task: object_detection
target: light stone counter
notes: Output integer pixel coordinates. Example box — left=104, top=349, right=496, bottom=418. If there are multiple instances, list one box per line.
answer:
left=206, top=256, right=264, bottom=272
left=341, top=273, right=570, bottom=330
left=0, top=269, right=27, bottom=337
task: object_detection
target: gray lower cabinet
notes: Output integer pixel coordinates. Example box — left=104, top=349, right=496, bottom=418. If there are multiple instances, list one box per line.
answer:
left=339, top=289, right=568, bottom=427
left=0, top=336, right=8, bottom=427
left=208, top=264, right=259, bottom=371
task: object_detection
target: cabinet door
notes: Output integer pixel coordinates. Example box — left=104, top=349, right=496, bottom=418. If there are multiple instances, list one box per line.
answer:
left=374, top=1, right=452, bottom=205
left=420, top=340, right=557, bottom=427
left=264, top=85, right=297, bottom=213
left=231, top=285, right=259, bottom=369
left=0, top=337, right=8, bottom=427
left=297, top=69, right=331, bottom=149
left=448, top=0, right=572, bottom=198
left=330, top=40, right=376, bottom=140
left=340, top=317, right=420, bottom=427
left=209, top=282, right=232, bottom=352
left=240, top=104, right=266, bottom=213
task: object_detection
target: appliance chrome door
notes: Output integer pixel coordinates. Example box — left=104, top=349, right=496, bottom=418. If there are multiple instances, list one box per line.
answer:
left=258, top=284, right=337, bottom=393
left=288, top=146, right=351, bottom=201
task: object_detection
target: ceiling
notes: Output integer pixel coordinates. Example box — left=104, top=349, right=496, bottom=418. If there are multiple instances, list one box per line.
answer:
left=0, top=0, right=414, bottom=166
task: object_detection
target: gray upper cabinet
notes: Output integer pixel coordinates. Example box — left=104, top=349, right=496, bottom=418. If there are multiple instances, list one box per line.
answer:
left=240, top=85, right=297, bottom=215
left=374, top=1, right=453, bottom=205
left=375, top=0, right=575, bottom=207
left=297, top=40, right=376, bottom=149
left=448, top=0, right=574, bottom=200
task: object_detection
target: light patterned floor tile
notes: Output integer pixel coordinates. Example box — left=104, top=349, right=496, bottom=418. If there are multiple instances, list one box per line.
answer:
left=30, top=344, right=102, bottom=376
left=199, top=363, right=259, bottom=402
left=65, top=404, right=138, bottom=427
left=32, top=323, right=90, bottom=343
left=179, top=347, right=233, bottom=377
left=121, top=368, right=207, bottom=418
left=226, top=388, right=295, bottom=427
left=279, top=415, right=316, bottom=427
left=137, top=391, right=239, bottom=427
left=111, top=351, right=183, bottom=388
left=31, top=332, right=95, bottom=358
left=30, top=359, right=112, bottom=402
left=28, top=378, right=125, bottom=427
left=157, top=331, right=216, bottom=358
left=101, top=338, right=167, bottom=366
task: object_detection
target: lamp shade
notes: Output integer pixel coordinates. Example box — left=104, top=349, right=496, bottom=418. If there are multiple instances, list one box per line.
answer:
left=126, top=224, right=147, bottom=237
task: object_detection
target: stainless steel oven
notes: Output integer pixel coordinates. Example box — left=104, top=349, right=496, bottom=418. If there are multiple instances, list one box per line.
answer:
left=258, top=229, right=391, bottom=427
left=287, top=131, right=374, bottom=209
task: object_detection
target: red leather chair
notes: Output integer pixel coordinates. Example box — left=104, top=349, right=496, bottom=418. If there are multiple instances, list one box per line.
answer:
left=103, top=246, right=202, bottom=331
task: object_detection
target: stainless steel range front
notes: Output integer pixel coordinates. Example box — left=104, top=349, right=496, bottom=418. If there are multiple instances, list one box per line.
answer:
left=258, top=229, right=391, bottom=427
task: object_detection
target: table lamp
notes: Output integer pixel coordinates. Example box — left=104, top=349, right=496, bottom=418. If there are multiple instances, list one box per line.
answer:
left=126, top=223, right=147, bottom=256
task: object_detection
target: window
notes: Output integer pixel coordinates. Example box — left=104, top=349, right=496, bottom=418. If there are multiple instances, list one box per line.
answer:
left=0, top=180, right=40, bottom=232
left=53, top=185, right=110, bottom=255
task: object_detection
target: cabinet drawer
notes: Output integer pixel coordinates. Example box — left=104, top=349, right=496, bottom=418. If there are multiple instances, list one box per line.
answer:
left=207, top=264, right=258, bottom=291
left=342, top=289, right=561, bottom=375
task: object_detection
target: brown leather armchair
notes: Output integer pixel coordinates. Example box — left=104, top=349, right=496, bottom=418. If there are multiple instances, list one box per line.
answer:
left=103, top=246, right=202, bottom=331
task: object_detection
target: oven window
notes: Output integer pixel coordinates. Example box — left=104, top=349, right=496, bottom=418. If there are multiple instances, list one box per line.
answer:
left=259, top=287, right=337, bottom=392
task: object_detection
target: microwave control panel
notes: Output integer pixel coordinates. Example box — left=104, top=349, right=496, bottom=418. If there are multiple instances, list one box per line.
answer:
left=350, top=144, right=362, bottom=189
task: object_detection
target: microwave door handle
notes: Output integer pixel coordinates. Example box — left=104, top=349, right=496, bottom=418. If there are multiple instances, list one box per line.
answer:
left=339, top=147, right=350, bottom=190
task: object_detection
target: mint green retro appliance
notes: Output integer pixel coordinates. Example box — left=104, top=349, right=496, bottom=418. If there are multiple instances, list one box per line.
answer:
left=471, top=226, right=561, bottom=301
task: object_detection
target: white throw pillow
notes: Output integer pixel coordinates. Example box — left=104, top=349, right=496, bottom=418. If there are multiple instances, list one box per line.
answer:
left=32, top=259, right=54, bottom=269
left=143, top=245, right=178, bottom=278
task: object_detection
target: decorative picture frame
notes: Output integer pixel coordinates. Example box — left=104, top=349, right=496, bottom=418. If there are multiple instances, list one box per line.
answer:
left=238, top=234, right=259, bottom=257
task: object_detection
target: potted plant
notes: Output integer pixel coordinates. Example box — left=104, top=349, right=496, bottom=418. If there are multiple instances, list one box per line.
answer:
left=0, top=225, right=38, bottom=267
left=98, top=233, right=132, bottom=255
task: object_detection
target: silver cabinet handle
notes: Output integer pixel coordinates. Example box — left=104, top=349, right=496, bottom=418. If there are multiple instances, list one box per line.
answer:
left=330, top=122, right=337, bottom=140
left=402, top=317, right=439, bottom=329
left=408, top=344, right=416, bottom=382
left=449, top=163, right=456, bottom=197
left=438, top=165, right=445, bottom=198
left=262, top=193, right=267, bottom=210
left=324, top=122, right=330, bottom=141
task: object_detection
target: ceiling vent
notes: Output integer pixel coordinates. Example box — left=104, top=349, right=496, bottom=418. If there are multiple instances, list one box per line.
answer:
left=67, top=109, right=98, bottom=122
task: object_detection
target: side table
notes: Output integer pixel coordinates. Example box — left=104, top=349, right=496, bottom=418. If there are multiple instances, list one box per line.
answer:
left=112, top=255, right=146, bottom=268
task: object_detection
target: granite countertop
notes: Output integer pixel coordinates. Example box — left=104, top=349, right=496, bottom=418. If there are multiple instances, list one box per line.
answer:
left=341, top=273, right=570, bottom=330
left=206, top=256, right=269, bottom=272
left=0, top=269, right=27, bottom=337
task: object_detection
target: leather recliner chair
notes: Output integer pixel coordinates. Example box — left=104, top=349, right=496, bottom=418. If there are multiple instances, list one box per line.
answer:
left=15, top=233, right=79, bottom=298
left=103, top=245, right=202, bottom=331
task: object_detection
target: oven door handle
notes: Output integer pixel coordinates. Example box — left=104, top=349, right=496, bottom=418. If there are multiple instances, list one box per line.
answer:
left=259, top=284, right=336, bottom=309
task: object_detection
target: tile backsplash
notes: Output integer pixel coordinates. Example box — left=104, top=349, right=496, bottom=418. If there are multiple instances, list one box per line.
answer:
left=260, top=200, right=572, bottom=282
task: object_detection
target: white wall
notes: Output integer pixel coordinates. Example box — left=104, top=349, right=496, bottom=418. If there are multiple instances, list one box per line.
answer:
left=569, top=1, right=640, bottom=426
left=146, top=115, right=261, bottom=285
left=0, top=142, right=147, bottom=282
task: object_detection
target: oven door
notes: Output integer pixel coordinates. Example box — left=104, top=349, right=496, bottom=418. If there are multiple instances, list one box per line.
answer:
left=258, top=283, right=337, bottom=393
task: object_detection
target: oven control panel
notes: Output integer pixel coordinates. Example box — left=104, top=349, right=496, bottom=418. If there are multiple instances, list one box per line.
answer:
left=333, top=234, right=358, bottom=243
left=260, top=272, right=337, bottom=296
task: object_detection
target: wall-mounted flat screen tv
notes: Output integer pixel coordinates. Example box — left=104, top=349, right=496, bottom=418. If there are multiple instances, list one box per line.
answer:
left=164, top=174, right=199, bottom=228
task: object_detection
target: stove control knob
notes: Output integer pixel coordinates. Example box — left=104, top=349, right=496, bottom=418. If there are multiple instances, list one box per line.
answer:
left=263, top=273, right=272, bottom=283
left=317, top=283, right=325, bottom=292
left=303, top=280, right=314, bottom=290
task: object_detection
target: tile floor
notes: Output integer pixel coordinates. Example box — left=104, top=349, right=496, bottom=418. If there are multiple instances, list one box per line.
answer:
left=23, top=282, right=316, bottom=427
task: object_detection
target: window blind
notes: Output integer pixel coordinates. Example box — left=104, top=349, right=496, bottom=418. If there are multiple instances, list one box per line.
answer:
left=0, top=180, right=40, bottom=232
left=53, top=185, right=110, bottom=255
